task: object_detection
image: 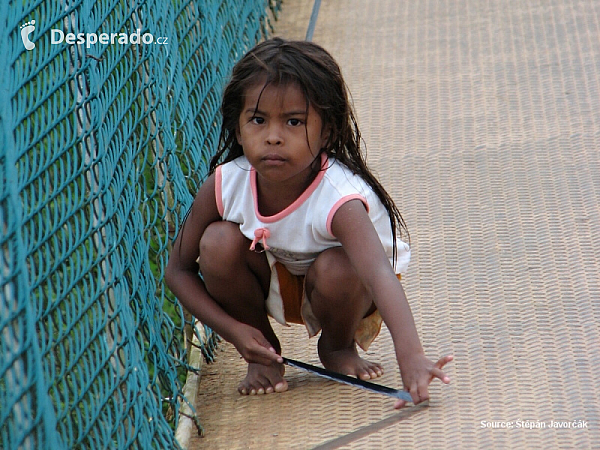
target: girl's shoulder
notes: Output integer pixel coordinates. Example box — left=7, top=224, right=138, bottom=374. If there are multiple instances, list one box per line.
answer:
left=323, top=158, right=373, bottom=195
left=219, top=155, right=251, bottom=171
left=217, top=155, right=252, bottom=185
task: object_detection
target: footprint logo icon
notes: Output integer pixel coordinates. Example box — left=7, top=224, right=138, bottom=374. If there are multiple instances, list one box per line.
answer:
left=20, top=20, right=36, bottom=51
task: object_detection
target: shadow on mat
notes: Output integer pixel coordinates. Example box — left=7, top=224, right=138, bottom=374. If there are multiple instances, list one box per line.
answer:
left=311, top=404, right=428, bottom=450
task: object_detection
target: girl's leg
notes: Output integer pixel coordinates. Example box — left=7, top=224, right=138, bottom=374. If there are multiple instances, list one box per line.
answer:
left=198, top=221, right=287, bottom=394
left=305, top=247, right=384, bottom=380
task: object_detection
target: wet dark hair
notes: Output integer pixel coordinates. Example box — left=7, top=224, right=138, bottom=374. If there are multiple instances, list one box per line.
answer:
left=210, top=37, right=409, bottom=258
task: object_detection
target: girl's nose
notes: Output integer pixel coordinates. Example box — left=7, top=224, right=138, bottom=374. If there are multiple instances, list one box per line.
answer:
left=266, top=125, right=283, bottom=145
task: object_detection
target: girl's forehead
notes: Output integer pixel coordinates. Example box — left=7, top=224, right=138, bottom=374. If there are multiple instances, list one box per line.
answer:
left=242, top=81, right=308, bottom=111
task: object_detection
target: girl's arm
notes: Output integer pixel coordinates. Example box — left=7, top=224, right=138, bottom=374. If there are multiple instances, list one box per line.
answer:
left=331, top=199, right=452, bottom=407
left=165, top=174, right=282, bottom=366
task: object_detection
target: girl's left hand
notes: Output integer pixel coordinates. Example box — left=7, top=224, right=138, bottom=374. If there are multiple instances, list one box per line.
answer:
left=394, top=354, right=454, bottom=409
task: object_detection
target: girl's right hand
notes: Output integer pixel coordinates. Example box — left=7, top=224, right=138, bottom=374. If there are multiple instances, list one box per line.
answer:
left=230, top=324, right=284, bottom=366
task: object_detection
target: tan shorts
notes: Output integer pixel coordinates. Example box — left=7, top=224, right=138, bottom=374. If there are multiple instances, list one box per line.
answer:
left=267, top=260, right=402, bottom=352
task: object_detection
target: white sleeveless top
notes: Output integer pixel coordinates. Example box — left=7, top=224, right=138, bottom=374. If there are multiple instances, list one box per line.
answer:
left=215, top=153, right=410, bottom=276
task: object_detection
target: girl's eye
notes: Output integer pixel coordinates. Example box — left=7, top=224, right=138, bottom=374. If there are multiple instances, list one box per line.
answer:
left=251, top=116, right=264, bottom=125
left=288, top=118, right=303, bottom=126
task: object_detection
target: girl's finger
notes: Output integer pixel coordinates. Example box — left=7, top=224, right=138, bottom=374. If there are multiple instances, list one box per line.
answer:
left=394, top=399, right=406, bottom=409
left=267, top=346, right=284, bottom=363
left=252, top=347, right=281, bottom=364
left=253, top=334, right=273, bottom=349
left=409, top=383, right=421, bottom=404
left=429, top=367, right=451, bottom=384
left=417, top=380, right=430, bottom=402
left=251, top=354, right=278, bottom=366
left=252, top=336, right=283, bottom=363
left=435, top=355, right=454, bottom=369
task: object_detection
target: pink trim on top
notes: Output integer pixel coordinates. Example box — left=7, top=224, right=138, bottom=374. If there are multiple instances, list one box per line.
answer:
left=250, top=152, right=328, bottom=223
left=215, top=165, right=224, bottom=217
left=326, top=194, right=369, bottom=237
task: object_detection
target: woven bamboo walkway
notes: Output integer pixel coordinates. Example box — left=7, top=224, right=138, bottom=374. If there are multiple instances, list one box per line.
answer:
left=189, top=0, right=600, bottom=448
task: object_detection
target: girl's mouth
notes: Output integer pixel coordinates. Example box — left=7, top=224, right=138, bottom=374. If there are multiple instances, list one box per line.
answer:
left=262, top=154, right=286, bottom=165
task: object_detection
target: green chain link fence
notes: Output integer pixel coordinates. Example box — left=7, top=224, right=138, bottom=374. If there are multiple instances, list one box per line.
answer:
left=0, top=0, right=280, bottom=448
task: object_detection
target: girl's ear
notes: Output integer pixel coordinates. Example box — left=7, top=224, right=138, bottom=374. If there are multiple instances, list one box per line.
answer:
left=235, top=126, right=243, bottom=147
left=321, top=124, right=332, bottom=149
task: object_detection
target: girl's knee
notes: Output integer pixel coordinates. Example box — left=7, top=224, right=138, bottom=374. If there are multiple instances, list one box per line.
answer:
left=307, top=248, right=372, bottom=327
left=198, top=221, right=246, bottom=275
left=308, top=248, right=364, bottom=301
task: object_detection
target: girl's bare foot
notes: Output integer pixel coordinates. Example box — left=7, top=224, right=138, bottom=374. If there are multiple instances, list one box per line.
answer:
left=238, top=362, right=288, bottom=395
left=318, top=339, right=383, bottom=380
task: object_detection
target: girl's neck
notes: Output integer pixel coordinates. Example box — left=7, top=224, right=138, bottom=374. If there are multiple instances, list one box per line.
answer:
left=255, top=172, right=315, bottom=217
left=253, top=157, right=324, bottom=217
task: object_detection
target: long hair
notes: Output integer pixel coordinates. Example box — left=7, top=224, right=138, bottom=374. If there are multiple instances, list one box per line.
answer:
left=210, top=38, right=409, bottom=256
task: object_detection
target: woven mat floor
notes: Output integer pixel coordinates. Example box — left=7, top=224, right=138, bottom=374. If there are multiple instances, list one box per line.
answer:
left=189, top=0, right=600, bottom=448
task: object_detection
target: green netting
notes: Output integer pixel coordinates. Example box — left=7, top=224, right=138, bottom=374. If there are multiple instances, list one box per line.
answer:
left=0, top=0, right=280, bottom=448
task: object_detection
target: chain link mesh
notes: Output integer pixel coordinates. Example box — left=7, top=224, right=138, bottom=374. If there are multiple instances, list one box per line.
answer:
left=0, top=0, right=280, bottom=448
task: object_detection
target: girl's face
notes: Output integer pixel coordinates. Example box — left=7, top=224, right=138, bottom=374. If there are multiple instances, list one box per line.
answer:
left=236, top=81, right=328, bottom=186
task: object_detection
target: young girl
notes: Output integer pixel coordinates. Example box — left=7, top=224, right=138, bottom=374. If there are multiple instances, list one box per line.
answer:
left=166, top=38, right=452, bottom=408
